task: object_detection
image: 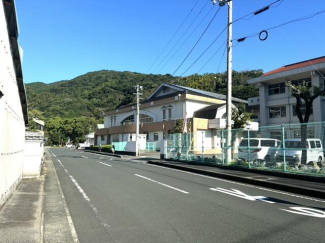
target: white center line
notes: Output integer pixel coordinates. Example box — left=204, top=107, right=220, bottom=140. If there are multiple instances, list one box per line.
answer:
left=147, top=164, right=325, bottom=203
left=97, top=161, right=112, bottom=167
left=135, top=174, right=189, bottom=194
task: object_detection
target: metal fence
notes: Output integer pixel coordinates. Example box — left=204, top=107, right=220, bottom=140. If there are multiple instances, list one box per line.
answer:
left=112, top=142, right=127, bottom=151
left=166, top=121, right=325, bottom=176
left=145, top=142, right=159, bottom=152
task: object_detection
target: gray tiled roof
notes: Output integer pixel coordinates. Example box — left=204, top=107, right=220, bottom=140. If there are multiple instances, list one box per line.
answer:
left=170, top=84, right=248, bottom=103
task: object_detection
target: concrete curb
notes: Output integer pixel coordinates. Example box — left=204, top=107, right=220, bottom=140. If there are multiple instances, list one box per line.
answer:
left=148, top=161, right=325, bottom=200
left=84, top=150, right=123, bottom=158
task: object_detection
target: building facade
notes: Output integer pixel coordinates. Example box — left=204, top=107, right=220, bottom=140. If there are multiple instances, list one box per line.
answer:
left=95, top=83, right=247, bottom=152
left=0, top=0, right=28, bottom=207
left=247, top=57, right=325, bottom=139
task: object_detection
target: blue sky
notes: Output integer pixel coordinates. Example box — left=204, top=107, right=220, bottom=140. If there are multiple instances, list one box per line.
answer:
left=15, top=0, right=325, bottom=84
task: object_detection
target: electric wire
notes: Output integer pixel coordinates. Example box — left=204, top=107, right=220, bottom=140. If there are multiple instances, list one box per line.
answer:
left=234, top=10, right=325, bottom=42
left=146, top=0, right=201, bottom=74
left=172, top=7, right=222, bottom=76
left=179, top=29, right=227, bottom=77
left=157, top=5, right=215, bottom=74
left=197, top=43, right=226, bottom=73
left=171, top=0, right=283, bottom=77
left=151, top=0, right=211, bottom=74
left=232, top=0, right=284, bottom=24
left=253, top=0, right=325, bottom=80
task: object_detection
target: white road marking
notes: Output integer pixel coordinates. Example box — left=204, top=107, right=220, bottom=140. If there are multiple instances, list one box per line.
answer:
left=97, top=161, right=112, bottom=167
left=135, top=174, right=189, bottom=194
left=55, top=160, right=111, bottom=231
left=210, top=188, right=276, bottom=203
left=81, top=156, right=88, bottom=159
left=147, top=164, right=325, bottom=203
left=280, top=207, right=325, bottom=218
left=110, top=158, right=113, bottom=161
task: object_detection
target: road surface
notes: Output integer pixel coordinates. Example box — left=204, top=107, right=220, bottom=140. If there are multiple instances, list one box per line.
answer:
left=49, top=148, right=325, bottom=243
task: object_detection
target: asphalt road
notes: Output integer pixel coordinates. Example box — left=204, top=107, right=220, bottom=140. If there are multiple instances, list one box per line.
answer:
left=49, top=148, right=325, bottom=243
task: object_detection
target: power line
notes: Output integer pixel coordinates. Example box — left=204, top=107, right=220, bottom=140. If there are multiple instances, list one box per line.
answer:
left=234, top=9, right=325, bottom=42
left=151, top=0, right=211, bottom=74
left=197, top=43, right=226, bottom=73
left=172, top=7, right=222, bottom=76
left=232, top=0, right=284, bottom=24
left=185, top=40, right=227, bottom=76
left=146, top=0, right=201, bottom=74
left=253, top=0, right=325, bottom=80
left=157, top=5, right=215, bottom=74
left=178, top=26, right=227, bottom=76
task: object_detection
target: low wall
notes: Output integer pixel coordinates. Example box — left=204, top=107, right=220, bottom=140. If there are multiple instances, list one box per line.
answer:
left=23, top=140, right=44, bottom=177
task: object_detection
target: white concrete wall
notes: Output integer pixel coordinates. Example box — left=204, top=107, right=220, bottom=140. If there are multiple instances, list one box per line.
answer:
left=185, top=101, right=211, bottom=118
left=0, top=1, right=25, bottom=207
left=97, top=135, right=107, bottom=145
left=23, top=140, right=44, bottom=177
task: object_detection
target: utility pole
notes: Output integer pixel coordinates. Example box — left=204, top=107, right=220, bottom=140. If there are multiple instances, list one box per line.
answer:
left=134, top=85, right=143, bottom=156
left=213, top=0, right=233, bottom=163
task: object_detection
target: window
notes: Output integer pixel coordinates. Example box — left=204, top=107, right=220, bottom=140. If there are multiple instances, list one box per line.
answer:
left=239, top=139, right=259, bottom=147
left=154, top=133, right=159, bottom=141
left=261, top=140, right=276, bottom=147
left=269, top=106, right=286, bottom=118
left=270, top=131, right=283, bottom=140
left=140, top=114, right=153, bottom=123
left=310, top=141, right=316, bottom=148
left=121, top=114, right=153, bottom=125
left=268, top=82, right=285, bottom=95
left=168, top=108, right=172, bottom=120
left=292, top=78, right=311, bottom=87
left=292, top=104, right=313, bottom=116
left=316, top=141, right=321, bottom=148
left=121, top=115, right=134, bottom=125
left=112, top=134, right=119, bottom=142
left=101, top=135, right=105, bottom=141
left=163, top=109, right=166, bottom=120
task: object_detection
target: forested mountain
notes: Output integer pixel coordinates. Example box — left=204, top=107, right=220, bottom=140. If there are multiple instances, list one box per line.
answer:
left=26, top=69, right=262, bottom=120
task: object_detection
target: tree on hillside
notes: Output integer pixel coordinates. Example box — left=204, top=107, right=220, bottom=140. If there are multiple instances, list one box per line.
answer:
left=286, top=80, right=325, bottom=164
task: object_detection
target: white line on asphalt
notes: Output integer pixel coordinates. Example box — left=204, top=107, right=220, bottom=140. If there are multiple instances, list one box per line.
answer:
left=147, top=164, right=325, bottom=203
left=135, top=174, right=189, bottom=194
left=51, top=160, right=79, bottom=242
left=110, top=158, right=113, bottom=161
left=81, top=156, right=88, bottom=159
left=55, top=160, right=111, bottom=232
left=97, top=161, right=112, bottom=167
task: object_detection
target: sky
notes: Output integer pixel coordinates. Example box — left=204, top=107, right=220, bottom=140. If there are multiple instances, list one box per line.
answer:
left=15, top=0, right=325, bottom=84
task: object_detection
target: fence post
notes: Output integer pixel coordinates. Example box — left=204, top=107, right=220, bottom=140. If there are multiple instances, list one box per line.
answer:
left=221, top=130, right=225, bottom=165
left=202, top=132, right=204, bottom=163
left=282, top=124, right=286, bottom=172
left=247, top=128, right=251, bottom=168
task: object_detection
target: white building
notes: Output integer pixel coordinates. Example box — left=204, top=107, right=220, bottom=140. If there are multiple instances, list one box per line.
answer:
left=95, top=83, right=247, bottom=153
left=0, top=0, right=28, bottom=207
left=247, top=57, right=325, bottom=138
left=248, top=57, right=325, bottom=126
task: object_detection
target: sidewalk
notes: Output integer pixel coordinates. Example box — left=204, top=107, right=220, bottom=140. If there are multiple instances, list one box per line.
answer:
left=0, top=150, right=78, bottom=243
left=148, top=160, right=325, bottom=200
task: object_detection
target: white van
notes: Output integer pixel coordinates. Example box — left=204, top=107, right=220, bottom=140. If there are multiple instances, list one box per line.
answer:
left=238, top=138, right=281, bottom=162
left=275, top=138, right=324, bottom=165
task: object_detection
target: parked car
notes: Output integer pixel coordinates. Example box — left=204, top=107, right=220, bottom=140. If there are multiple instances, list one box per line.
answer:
left=66, top=143, right=72, bottom=148
left=238, top=138, right=281, bottom=162
left=275, top=138, right=324, bottom=165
